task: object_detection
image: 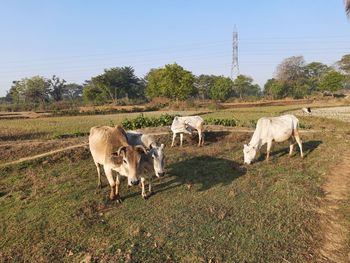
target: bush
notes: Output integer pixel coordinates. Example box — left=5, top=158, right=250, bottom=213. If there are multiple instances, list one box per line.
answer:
left=121, top=113, right=177, bottom=130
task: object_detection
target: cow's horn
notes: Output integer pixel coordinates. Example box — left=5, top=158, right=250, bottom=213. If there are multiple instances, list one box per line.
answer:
left=136, top=145, right=148, bottom=154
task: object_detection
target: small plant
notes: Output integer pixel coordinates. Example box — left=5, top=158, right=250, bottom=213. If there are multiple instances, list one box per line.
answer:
left=205, top=117, right=238, bottom=127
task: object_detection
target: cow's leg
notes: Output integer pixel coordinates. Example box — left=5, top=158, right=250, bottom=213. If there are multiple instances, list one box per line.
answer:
left=114, top=174, right=122, bottom=203
left=201, top=130, right=205, bottom=146
left=180, top=133, right=184, bottom=147
left=141, top=177, right=147, bottom=199
left=95, top=162, right=102, bottom=188
left=104, top=167, right=116, bottom=200
left=266, top=141, right=272, bottom=161
left=294, top=132, right=304, bottom=158
left=171, top=133, right=176, bottom=147
left=288, top=137, right=296, bottom=158
left=197, top=129, right=202, bottom=147
left=148, top=174, right=153, bottom=196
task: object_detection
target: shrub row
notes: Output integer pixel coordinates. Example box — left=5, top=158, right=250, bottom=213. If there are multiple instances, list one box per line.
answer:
left=121, top=113, right=177, bottom=130
left=121, top=114, right=240, bottom=130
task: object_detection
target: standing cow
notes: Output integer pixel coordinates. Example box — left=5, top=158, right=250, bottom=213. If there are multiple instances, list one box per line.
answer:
left=243, top=115, right=303, bottom=165
left=127, top=131, right=165, bottom=199
left=89, top=125, right=147, bottom=202
left=171, top=116, right=204, bottom=147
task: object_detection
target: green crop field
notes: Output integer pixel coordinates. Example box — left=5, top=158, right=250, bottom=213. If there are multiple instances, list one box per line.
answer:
left=0, top=104, right=349, bottom=262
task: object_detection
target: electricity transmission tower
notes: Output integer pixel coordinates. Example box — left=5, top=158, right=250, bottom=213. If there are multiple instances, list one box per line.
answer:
left=231, top=28, right=239, bottom=80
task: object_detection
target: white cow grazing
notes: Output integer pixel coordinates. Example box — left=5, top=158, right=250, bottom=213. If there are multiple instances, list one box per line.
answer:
left=89, top=125, right=147, bottom=202
left=243, top=115, right=303, bottom=164
left=171, top=116, right=204, bottom=147
left=126, top=131, right=165, bottom=199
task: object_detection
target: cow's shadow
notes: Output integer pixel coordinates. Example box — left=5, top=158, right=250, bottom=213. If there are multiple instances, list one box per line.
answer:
left=153, top=155, right=246, bottom=194
left=257, top=140, right=323, bottom=162
left=185, top=130, right=231, bottom=145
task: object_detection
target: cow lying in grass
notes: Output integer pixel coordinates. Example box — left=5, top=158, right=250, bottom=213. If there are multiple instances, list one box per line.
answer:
left=89, top=125, right=147, bottom=202
left=127, top=131, right=165, bottom=199
left=171, top=116, right=204, bottom=147
left=243, top=115, right=304, bottom=165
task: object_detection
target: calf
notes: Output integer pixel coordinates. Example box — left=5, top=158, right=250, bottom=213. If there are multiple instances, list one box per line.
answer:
left=89, top=125, right=147, bottom=202
left=243, top=115, right=303, bottom=164
left=127, top=131, right=165, bottom=199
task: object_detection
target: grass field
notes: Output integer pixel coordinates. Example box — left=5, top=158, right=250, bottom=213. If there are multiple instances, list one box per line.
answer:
left=0, top=103, right=350, bottom=262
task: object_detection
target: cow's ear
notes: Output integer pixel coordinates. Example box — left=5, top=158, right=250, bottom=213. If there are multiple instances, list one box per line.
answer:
left=160, top=143, right=165, bottom=149
left=243, top=144, right=248, bottom=149
left=117, top=146, right=126, bottom=156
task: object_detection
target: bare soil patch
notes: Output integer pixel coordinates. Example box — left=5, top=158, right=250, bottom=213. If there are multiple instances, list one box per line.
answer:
left=319, top=153, right=350, bottom=262
left=0, top=137, right=87, bottom=164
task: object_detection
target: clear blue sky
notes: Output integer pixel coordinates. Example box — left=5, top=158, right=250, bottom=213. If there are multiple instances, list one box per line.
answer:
left=0, top=0, right=349, bottom=96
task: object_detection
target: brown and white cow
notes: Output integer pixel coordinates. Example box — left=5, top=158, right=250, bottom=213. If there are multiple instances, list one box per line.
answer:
left=89, top=125, right=147, bottom=202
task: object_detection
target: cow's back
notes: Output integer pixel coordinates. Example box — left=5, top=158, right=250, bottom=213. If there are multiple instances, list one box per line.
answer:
left=127, top=131, right=155, bottom=148
left=89, top=125, right=128, bottom=164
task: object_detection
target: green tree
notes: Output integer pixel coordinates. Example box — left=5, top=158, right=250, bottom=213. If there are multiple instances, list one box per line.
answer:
left=146, top=63, right=196, bottom=100
left=209, top=76, right=233, bottom=101
left=82, top=81, right=108, bottom=104
left=264, top=78, right=283, bottom=99
left=6, top=80, right=26, bottom=104
left=319, top=70, right=345, bottom=92
left=86, top=66, right=143, bottom=103
left=233, top=75, right=260, bottom=99
left=25, top=76, right=50, bottom=104
left=304, top=62, right=330, bottom=93
left=7, top=76, right=50, bottom=105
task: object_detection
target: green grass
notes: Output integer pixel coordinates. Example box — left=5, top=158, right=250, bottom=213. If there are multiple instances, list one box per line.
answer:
left=1, top=104, right=350, bottom=262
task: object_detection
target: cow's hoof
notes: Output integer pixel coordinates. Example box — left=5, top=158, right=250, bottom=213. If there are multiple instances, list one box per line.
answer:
left=142, top=195, right=148, bottom=200
left=115, top=195, right=123, bottom=203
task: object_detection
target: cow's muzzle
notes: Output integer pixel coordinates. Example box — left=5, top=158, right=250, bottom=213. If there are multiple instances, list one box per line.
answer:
left=130, top=179, right=140, bottom=186
left=157, top=172, right=165, bottom=177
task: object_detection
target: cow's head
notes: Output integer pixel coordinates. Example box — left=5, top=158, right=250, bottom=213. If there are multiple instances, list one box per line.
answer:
left=149, top=143, right=166, bottom=177
left=243, top=144, right=257, bottom=165
left=112, top=145, right=147, bottom=186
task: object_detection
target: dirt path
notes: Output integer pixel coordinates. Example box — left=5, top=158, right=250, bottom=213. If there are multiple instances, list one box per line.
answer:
left=319, top=152, right=350, bottom=262
left=0, top=143, right=89, bottom=168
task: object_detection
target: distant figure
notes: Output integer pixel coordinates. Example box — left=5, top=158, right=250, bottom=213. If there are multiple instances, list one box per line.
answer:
left=302, top=107, right=311, bottom=115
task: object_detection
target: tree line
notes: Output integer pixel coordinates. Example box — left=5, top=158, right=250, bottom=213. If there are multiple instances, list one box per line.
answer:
left=4, top=54, right=350, bottom=108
